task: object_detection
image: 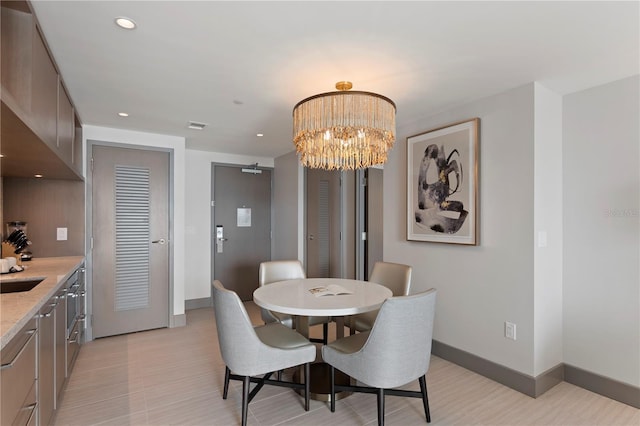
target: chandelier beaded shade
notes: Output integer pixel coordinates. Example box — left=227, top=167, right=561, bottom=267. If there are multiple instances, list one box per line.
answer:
left=292, top=81, right=396, bottom=170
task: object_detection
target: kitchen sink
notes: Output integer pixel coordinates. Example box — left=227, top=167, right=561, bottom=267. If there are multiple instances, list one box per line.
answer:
left=0, top=278, right=44, bottom=294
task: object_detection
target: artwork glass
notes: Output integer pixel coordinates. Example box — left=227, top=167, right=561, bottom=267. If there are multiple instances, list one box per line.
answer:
left=407, top=118, right=479, bottom=245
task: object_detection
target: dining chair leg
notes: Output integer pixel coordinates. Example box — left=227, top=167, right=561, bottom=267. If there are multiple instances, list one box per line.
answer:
left=304, top=362, right=310, bottom=411
left=223, top=366, right=231, bottom=399
left=419, top=375, right=431, bottom=423
left=377, top=388, right=385, bottom=426
left=241, top=375, right=250, bottom=426
left=323, top=323, right=329, bottom=345
left=330, top=365, right=336, bottom=412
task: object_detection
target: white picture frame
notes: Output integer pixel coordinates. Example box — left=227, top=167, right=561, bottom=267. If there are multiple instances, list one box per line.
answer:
left=407, top=118, right=479, bottom=245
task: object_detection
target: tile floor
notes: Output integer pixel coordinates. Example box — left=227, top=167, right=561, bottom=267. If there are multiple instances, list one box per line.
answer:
left=53, top=304, right=639, bottom=425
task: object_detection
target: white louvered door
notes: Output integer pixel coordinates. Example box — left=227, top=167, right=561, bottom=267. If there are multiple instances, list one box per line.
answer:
left=92, top=146, right=169, bottom=338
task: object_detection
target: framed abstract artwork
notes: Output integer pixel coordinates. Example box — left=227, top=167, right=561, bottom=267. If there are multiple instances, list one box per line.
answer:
left=407, top=118, right=479, bottom=245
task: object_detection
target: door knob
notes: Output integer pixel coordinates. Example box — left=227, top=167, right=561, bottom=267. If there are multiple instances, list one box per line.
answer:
left=151, top=238, right=166, bottom=245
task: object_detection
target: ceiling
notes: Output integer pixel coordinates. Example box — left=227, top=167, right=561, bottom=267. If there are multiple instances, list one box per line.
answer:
left=30, top=1, right=639, bottom=159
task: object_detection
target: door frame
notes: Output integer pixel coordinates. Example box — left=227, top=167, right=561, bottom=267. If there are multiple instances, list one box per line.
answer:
left=85, top=140, right=176, bottom=341
left=210, top=162, right=275, bottom=288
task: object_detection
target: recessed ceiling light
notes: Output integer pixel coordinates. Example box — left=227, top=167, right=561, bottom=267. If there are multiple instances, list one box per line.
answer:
left=118, top=112, right=129, bottom=117
left=256, top=133, right=264, bottom=137
left=115, top=17, right=137, bottom=30
left=34, top=174, right=43, bottom=178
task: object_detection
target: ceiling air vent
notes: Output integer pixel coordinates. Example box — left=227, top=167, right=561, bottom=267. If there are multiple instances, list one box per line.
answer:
left=187, top=121, right=207, bottom=130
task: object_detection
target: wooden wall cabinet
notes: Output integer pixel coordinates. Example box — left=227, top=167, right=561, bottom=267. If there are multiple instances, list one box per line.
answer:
left=0, top=5, right=33, bottom=115
left=0, top=1, right=82, bottom=181
left=57, top=81, right=75, bottom=165
left=30, top=26, right=59, bottom=149
left=73, top=114, right=84, bottom=175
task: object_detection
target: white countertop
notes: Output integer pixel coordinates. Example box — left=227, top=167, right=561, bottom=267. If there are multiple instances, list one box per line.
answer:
left=1, top=256, right=85, bottom=349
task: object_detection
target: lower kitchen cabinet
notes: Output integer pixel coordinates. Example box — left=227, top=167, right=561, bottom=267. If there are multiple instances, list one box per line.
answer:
left=38, top=296, right=57, bottom=426
left=54, top=286, right=66, bottom=402
left=39, top=282, right=72, bottom=425
left=1, top=317, right=38, bottom=426
left=1, top=260, right=84, bottom=426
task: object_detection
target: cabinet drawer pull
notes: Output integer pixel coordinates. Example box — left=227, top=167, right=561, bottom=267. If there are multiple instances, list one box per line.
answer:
left=68, top=330, right=80, bottom=344
left=23, top=402, right=37, bottom=411
left=0, top=329, right=36, bottom=370
left=24, top=402, right=37, bottom=426
left=38, top=303, right=57, bottom=318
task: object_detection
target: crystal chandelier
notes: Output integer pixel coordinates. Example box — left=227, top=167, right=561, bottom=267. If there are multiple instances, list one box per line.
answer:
left=292, top=81, right=396, bottom=170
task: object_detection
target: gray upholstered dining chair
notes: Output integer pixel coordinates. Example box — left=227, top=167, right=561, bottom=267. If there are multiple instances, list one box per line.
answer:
left=211, top=280, right=316, bottom=426
left=322, top=288, right=437, bottom=426
left=259, top=260, right=330, bottom=344
left=350, top=261, right=412, bottom=334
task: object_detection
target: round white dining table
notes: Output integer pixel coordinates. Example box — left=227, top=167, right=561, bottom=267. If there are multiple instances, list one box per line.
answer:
left=254, top=278, right=392, bottom=339
left=253, top=278, right=392, bottom=400
left=253, top=277, right=392, bottom=319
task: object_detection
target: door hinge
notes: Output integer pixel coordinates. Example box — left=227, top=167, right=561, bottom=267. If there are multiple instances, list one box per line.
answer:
left=90, top=157, right=94, bottom=172
left=361, top=177, right=367, bottom=186
left=211, top=200, right=215, bottom=207
left=90, top=237, right=94, bottom=250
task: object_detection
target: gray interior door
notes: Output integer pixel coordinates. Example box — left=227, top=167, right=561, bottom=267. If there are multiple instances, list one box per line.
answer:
left=92, top=145, right=170, bottom=338
left=306, top=169, right=342, bottom=278
left=212, top=165, right=271, bottom=301
left=366, top=168, right=384, bottom=279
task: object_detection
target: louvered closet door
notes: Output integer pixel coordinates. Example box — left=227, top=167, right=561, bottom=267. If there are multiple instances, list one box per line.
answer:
left=92, top=145, right=169, bottom=338
left=306, top=169, right=342, bottom=278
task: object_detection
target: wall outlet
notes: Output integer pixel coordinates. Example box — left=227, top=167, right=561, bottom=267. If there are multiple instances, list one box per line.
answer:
left=56, top=227, right=68, bottom=241
left=505, top=321, right=517, bottom=340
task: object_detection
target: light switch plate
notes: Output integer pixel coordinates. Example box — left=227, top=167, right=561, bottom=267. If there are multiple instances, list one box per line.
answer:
left=57, top=227, right=68, bottom=241
left=505, top=321, right=517, bottom=340
left=538, top=231, right=547, bottom=247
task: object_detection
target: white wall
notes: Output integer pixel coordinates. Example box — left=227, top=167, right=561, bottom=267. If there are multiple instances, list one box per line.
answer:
left=563, top=76, right=640, bottom=387
left=82, top=127, right=276, bottom=314
left=533, top=83, right=564, bottom=375
left=382, top=76, right=639, bottom=385
left=83, top=125, right=187, bottom=318
left=273, top=151, right=304, bottom=262
left=184, top=149, right=273, bottom=301
left=385, top=84, right=537, bottom=375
